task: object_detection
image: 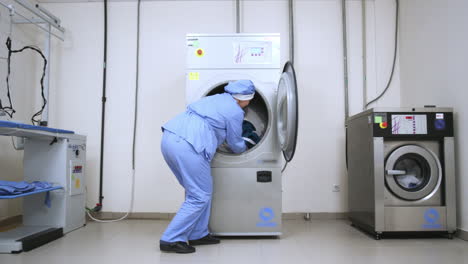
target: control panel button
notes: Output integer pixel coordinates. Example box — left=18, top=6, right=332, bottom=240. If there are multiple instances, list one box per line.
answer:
left=196, top=48, right=204, bottom=57
left=434, top=119, right=446, bottom=130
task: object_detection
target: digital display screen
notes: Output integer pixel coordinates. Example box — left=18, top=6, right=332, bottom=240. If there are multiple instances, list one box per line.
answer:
left=391, top=115, right=428, bottom=135
left=250, top=47, right=263, bottom=54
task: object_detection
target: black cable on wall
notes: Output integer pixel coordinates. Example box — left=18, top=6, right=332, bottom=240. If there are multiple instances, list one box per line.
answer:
left=2, top=38, right=48, bottom=125
left=94, top=0, right=108, bottom=212
left=87, top=0, right=141, bottom=222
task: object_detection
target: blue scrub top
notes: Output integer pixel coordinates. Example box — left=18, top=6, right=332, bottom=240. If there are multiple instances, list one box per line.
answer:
left=162, top=93, right=247, bottom=161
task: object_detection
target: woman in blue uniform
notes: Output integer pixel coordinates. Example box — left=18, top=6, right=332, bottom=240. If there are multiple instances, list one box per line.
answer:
left=159, top=80, right=255, bottom=253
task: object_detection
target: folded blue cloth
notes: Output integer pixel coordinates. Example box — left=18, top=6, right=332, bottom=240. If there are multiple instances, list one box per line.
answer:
left=0, top=181, right=35, bottom=195
left=0, top=180, right=53, bottom=195
left=0, top=180, right=56, bottom=208
left=32, top=181, right=53, bottom=189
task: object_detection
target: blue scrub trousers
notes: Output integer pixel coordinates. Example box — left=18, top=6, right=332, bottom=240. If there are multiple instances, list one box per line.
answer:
left=160, top=130, right=212, bottom=243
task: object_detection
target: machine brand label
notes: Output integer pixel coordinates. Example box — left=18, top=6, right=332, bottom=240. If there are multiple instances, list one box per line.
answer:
left=422, top=208, right=442, bottom=229
left=186, top=38, right=199, bottom=47
left=436, top=113, right=444, bottom=119
left=256, top=207, right=277, bottom=227
left=68, top=144, right=86, bottom=151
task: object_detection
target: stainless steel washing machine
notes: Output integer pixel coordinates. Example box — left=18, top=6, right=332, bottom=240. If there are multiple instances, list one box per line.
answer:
left=347, top=107, right=457, bottom=239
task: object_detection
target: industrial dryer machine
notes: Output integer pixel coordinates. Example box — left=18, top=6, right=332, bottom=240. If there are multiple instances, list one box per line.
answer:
left=186, top=34, right=298, bottom=236
left=347, top=107, right=456, bottom=239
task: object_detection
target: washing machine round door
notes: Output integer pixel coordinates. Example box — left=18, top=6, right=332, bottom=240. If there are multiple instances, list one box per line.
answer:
left=277, top=61, right=298, bottom=162
left=385, top=145, right=442, bottom=201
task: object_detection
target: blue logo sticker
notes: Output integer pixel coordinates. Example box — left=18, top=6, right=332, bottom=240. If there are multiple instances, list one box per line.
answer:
left=434, top=119, right=446, bottom=130
left=256, top=207, right=277, bottom=227
left=422, top=208, right=442, bottom=229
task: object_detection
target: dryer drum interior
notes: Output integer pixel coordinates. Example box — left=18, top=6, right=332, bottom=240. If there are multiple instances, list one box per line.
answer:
left=205, top=82, right=269, bottom=154
left=385, top=145, right=442, bottom=201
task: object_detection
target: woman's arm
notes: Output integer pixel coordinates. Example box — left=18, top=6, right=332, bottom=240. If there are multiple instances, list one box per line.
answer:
left=225, top=112, right=247, bottom=154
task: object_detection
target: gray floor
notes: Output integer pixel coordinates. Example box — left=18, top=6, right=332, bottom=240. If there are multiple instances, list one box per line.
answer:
left=1, top=219, right=467, bottom=264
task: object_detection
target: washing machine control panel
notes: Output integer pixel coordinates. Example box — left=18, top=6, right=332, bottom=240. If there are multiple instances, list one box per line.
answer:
left=372, top=112, right=453, bottom=138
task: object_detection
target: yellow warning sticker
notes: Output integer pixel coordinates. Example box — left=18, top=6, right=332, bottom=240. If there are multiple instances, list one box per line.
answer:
left=75, top=178, right=81, bottom=189
left=189, top=72, right=200, bottom=80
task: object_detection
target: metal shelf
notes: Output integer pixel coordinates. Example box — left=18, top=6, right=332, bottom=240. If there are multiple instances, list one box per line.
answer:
left=0, top=0, right=65, bottom=40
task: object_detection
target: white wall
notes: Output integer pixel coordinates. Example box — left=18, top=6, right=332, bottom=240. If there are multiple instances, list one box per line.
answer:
left=0, top=3, right=43, bottom=220
left=46, top=2, right=105, bottom=213
left=399, top=0, right=468, bottom=232
left=33, top=0, right=401, bottom=214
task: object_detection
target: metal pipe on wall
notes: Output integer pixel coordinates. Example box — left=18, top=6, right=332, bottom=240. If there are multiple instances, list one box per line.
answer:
left=35, top=3, right=61, bottom=25
left=13, top=0, right=64, bottom=32
left=341, top=0, right=349, bottom=121
left=42, top=24, right=51, bottom=124
left=362, top=0, right=367, bottom=111
left=288, top=0, right=306, bottom=221
left=288, top=0, right=294, bottom=64
left=236, top=0, right=240, bottom=33
left=0, top=1, right=65, bottom=41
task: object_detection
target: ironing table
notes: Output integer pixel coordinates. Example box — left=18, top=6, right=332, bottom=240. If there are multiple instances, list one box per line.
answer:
left=0, top=120, right=87, bottom=253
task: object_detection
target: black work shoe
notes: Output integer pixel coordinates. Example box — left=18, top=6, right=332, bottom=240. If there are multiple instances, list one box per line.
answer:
left=189, top=234, right=221, bottom=246
left=160, top=241, right=196, bottom=253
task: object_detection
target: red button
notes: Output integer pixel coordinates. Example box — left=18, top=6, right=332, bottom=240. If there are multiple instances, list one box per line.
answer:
left=197, top=49, right=203, bottom=55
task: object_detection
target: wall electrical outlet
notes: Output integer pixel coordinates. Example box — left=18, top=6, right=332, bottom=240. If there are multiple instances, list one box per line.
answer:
left=333, top=184, right=341, bottom=192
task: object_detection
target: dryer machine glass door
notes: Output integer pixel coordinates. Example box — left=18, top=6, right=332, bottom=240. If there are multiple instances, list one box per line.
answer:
left=277, top=61, right=298, bottom=162
left=385, top=145, right=442, bottom=201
